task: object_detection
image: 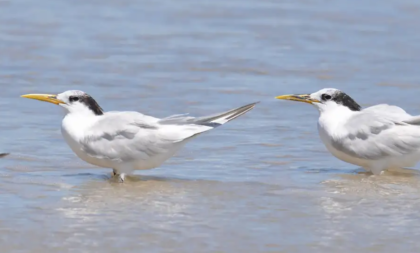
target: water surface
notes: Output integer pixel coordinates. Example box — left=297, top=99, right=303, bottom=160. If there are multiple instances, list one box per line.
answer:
left=1, top=0, right=420, bottom=252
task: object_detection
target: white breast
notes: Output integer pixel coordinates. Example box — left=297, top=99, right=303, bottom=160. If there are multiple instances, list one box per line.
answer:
left=317, top=123, right=369, bottom=167
left=61, top=114, right=113, bottom=168
left=317, top=109, right=370, bottom=168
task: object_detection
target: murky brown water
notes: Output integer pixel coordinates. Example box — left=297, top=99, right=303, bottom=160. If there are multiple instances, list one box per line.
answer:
left=2, top=0, right=420, bottom=252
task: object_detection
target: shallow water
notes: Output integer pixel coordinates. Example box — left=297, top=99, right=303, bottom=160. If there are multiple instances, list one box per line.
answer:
left=1, top=0, right=420, bottom=252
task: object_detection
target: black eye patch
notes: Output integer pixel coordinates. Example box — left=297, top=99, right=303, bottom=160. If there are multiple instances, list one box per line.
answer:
left=69, top=96, right=79, bottom=102
left=321, top=94, right=332, bottom=100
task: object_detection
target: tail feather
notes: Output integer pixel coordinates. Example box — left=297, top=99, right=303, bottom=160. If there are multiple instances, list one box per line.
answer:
left=159, top=102, right=258, bottom=127
left=160, top=102, right=258, bottom=142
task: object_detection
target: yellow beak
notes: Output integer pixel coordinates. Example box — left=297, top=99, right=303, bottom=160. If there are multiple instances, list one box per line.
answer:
left=21, top=94, right=64, bottom=105
left=275, top=94, right=320, bottom=104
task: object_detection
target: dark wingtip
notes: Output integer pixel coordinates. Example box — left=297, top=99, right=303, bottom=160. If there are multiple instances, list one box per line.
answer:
left=224, top=101, right=258, bottom=121
left=243, top=101, right=260, bottom=108
left=245, top=101, right=260, bottom=110
left=0, top=153, right=9, bottom=158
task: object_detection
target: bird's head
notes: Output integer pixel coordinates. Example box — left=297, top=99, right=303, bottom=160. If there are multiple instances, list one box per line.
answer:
left=21, top=90, right=104, bottom=116
left=276, top=88, right=361, bottom=113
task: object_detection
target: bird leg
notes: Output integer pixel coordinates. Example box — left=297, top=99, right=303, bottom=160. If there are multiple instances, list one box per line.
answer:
left=118, top=173, right=126, bottom=183
left=111, top=169, right=125, bottom=183
left=364, top=166, right=385, bottom=176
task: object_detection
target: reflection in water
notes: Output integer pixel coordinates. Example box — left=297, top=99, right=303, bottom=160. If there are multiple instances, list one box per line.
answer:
left=58, top=176, right=191, bottom=223
left=318, top=170, right=420, bottom=250
left=325, top=168, right=420, bottom=196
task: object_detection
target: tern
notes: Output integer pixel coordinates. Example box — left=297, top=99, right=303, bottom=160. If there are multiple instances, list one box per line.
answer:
left=276, top=88, right=420, bottom=175
left=21, top=90, right=257, bottom=182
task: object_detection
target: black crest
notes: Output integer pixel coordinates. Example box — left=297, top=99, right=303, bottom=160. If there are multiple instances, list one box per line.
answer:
left=79, top=94, right=104, bottom=115
left=332, top=92, right=361, bottom=111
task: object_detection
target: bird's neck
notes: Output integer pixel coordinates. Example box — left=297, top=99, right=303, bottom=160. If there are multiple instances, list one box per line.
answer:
left=318, top=106, right=356, bottom=134
left=61, top=112, right=101, bottom=141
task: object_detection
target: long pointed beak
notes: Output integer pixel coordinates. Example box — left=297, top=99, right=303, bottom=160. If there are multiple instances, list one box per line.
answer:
left=275, top=94, right=320, bottom=104
left=21, top=94, right=64, bottom=105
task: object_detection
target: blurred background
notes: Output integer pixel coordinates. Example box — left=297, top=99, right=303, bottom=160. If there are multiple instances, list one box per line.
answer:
left=1, top=0, right=420, bottom=252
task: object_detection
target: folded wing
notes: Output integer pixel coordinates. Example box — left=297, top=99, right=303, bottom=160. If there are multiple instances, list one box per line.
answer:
left=79, top=102, right=257, bottom=163
left=80, top=112, right=191, bottom=163
left=331, top=105, right=420, bottom=160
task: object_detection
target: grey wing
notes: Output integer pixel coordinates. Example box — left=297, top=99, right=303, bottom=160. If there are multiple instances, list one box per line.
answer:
left=331, top=109, right=420, bottom=160
left=363, top=104, right=412, bottom=121
left=80, top=112, right=188, bottom=162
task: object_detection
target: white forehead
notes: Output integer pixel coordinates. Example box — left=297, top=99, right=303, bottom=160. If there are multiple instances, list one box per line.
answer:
left=58, top=90, right=86, bottom=97
left=311, top=88, right=340, bottom=97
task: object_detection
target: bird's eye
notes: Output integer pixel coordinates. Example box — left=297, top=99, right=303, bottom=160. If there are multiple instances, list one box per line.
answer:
left=321, top=94, right=332, bottom=101
left=69, top=96, right=79, bottom=102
